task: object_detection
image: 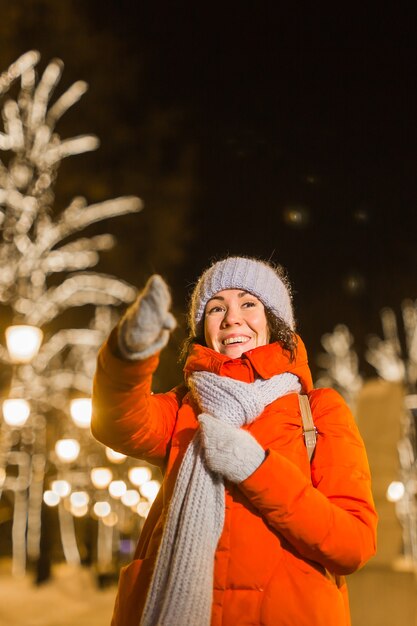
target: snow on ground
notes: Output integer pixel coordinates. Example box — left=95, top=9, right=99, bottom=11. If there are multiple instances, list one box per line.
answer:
left=0, top=559, right=117, bottom=626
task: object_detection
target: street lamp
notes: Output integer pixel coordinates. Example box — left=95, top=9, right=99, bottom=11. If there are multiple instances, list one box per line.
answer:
left=5, top=325, right=43, bottom=363
left=2, top=399, right=30, bottom=427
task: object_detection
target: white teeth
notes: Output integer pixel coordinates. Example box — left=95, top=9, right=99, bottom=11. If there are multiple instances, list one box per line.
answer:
left=223, top=336, right=249, bottom=346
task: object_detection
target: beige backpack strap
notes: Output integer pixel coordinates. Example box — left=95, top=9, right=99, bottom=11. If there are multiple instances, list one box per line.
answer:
left=298, top=394, right=317, bottom=462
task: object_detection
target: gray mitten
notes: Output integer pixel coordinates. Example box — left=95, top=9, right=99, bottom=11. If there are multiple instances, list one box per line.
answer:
left=118, top=274, right=177, bottom=360
left=198, top=413, right=265, bottom=483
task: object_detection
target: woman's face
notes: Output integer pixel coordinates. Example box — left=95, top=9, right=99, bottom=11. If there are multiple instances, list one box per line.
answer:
left=204, top=289, right=270, bottom=358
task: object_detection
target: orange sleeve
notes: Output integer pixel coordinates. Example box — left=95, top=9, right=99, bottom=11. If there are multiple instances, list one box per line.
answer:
left=239, top=388, right=377, bottom=575
left=91, top=328, right=184, bottom=466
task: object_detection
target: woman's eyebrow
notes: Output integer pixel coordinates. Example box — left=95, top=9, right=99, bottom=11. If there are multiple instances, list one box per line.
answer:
left=207, top=291, right=250, bottom=304
left=207, top=296, right=224, bottom=303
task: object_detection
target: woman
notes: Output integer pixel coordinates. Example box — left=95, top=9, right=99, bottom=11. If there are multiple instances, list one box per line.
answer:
left=91, top=256, right=377, bottom=626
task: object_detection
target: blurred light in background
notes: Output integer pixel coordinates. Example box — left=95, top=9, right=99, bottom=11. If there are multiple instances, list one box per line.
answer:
left=128, top=466, right=152, bottom=486
left=91, top=467, right=113, bottom=489
left=140, top=479, right=161, bottom=502
left=55, top=439, right=80, bottom=463
left=5, top=325, right=43, bottom=363
left=94, top=501, right=111, bottom=518
left=70, top=398, right=92, bottom=429
left=386, top=481, right=405, bottom=503
left=43, top=490, right=60, bottom=507
left=2, top=399, right=30, bottom=427
left=51, top=480, right=71, bottom=497
left=70, top=491, right=89, bottom=508
left=136, top=501, right=151, bottom=518
left=121, top=489, right=140, bottom=507
left=109, top=480, right=127, bottom=499
left=282, top=204, right=310, bottom=228
left=105, top=447, right=127, bottom=464
left=102, top=511, right=118, bottom=527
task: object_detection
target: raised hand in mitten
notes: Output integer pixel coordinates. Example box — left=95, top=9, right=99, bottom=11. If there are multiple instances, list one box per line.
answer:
left=118, top=274, right=177, bottom=360
left=198, top=414, right=265, bottom=483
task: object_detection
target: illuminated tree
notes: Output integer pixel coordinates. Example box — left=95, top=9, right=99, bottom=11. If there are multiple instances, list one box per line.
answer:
left=0, top=51, right=161, bottom=580
left=365, top=300, right=417, bottom=565
left=318, top=301, right=417, bottom=567
left=315, top=323, right=363, bottom=409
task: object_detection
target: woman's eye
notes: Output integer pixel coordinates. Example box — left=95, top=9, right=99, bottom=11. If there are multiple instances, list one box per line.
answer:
left=208, top=305, right=223, bottom=314
left=242, top=300, right=256, bottom=308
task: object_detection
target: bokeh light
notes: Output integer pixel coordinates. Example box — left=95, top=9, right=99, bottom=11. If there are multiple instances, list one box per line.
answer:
left=139, top=479, right=161, bottom=502
left=5, top=325, right=43, bottom=363
left=128, top=466, right=152, bottom=486
left=55, top=439, right=80, bottom=463
left=2, top=399, right=30, bottom=427
left=105, top=447, right=127, bottom=464
left=386, top=481, right=405, bottom=503
left=109, top=480, right=127, bottom=499
left=91, top=467, right=113, bottom=489
left=70, top=398, right=92, bottom=429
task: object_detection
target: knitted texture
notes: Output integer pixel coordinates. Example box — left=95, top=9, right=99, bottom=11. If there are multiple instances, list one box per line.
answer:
left=189, top=256, right=295, bottom=336
left=118, top=275, right=176, bottom=360
left=198, top=413, right=265, bottom=482
left=140, top=370, right=301, bottom=626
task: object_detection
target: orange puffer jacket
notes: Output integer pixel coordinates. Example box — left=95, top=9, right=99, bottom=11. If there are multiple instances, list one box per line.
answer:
left=91, top=332, right=377, bottom=626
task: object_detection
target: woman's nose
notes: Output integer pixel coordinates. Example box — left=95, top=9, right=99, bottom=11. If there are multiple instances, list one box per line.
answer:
left=221, top=306, right=242, bottom=327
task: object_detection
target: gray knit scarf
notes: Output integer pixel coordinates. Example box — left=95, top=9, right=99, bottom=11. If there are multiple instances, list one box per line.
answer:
left=140, top=371, right=301, bottom=626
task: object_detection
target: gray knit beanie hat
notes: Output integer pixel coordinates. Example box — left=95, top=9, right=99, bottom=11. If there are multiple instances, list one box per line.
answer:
left=189, top=256, right=295, bottom=336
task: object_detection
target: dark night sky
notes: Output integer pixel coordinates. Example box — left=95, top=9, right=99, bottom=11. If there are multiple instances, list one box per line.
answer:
left=2, top=2, right=417, bottom=380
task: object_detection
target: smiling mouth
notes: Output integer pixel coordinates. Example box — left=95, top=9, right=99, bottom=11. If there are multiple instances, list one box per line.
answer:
left=223, top=336, right=250, bottom=346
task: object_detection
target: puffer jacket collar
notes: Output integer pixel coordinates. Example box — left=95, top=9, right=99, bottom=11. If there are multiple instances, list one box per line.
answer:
left=183, top=335, right=313, bottom=393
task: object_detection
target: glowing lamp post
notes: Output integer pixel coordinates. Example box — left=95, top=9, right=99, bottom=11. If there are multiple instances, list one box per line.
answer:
left=1, top=325, right=42, bottom=577
left=5, top=325, right=43, bottom=363
left=2, top=399, right=30, bottom=427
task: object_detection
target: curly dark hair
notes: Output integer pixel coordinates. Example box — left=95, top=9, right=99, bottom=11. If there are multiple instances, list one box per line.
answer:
left=179, top=306, right=297, bottom=363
